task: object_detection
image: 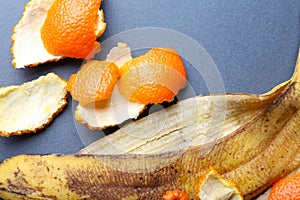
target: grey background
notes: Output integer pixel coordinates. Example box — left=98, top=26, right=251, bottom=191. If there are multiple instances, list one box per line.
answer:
left=0, top=0, right=299, bottom=162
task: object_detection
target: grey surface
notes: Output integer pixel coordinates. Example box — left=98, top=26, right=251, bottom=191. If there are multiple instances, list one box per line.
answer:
left=0, top=0, right=299, bottom=162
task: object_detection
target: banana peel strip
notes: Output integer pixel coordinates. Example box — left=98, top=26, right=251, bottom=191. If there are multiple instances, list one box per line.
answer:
left=0, top=50, right=299, bottom=199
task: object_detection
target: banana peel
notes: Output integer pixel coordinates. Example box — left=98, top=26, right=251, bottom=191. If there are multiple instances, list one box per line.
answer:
left=79, top=80, right=289, bottom=155
left=0, top=50, right=299, bottom=199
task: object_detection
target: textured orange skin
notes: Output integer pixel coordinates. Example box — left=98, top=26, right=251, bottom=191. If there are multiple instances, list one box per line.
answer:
left=163, top=189, right=189, bottom=200
left=67, top=60, right=120, bottom=105
left=118, top=48, right=187, bottom=104
left=268, top=173, right=300, bottom=200
left=66, top=74, right=76, bottom=92
left=41, top=0, right=101, bottom=59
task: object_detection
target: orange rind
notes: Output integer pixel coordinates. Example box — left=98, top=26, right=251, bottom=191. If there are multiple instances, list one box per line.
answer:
left=118, top=48, right=187, bottom=104
left=163, top=189, right=189, bottom=200
left=67, top=60, right=120, bottom=106
left=74, top=43, right=147, bottom=130
left=268, top=172, right=300, bottom=200
left=11, top=0, right=106, bottom=68
left=41, top=0, right=104, bottom=59
left=73, top=44, right=187, bottom=129
left=0, top=73, right=67, bottom=136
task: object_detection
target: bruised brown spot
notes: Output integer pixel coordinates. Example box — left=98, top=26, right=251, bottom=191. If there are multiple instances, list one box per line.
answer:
left=6, top=179, right=35, bottom=196
left=13, top=167, right=21, bottom=178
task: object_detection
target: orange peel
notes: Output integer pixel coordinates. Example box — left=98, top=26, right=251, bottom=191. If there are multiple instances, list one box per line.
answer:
left=11, top=0, right=106, bottom=68
left=268, top=172, right=300, bottom=200
left=67, top=60, right=120, bottom=106
left=163, top=189, right=189, bottom=200
left=41, top=0, right=104, bottom=59
left=0, top=73, right=67, bottom=136
left=118, top=48, right=187, bottom=104
left=74, top=43, right=147, bottom=130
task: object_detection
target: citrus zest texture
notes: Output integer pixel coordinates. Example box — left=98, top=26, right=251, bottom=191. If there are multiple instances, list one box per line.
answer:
left=67, top=60, right=120, bottom=105
left=118, top=48, right=187, bottom=104
left=41, top=0, right=102, bottom=59
left=268, top=173, right=300, bottom=200
left=163, top=189, right=189, bottom=200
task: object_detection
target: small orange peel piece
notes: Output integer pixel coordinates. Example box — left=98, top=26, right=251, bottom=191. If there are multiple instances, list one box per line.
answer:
left=196, top=167, right=243, bottom=200
left=268, top=172, right=300, bottom=200
left=163, top=189, right=189, bottom=200
left=118, top=48, right=187, bottom=104
left=0, top=73, right=67, bottom=137
left=67, top=60, right=120, bottom=106
left=11, top=0, right=106, bottom=68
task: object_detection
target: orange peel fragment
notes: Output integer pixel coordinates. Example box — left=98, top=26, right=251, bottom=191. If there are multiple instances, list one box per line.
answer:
left=268, top=172, right=300, bottom=200
left=41, top=0, right=104, bottom=59
left=118, top=48, right=187, bottom=104
left=11, top=0, right=106, bottom=68
left=67, top=60, right=120, bottom=106
left=0, top=73, right=67, bottom=137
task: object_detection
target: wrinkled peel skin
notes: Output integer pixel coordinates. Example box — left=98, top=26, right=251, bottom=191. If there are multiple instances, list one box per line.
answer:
left=223, top=83, right=300, bottom=199
left=0, top=51, right=299, bottom=199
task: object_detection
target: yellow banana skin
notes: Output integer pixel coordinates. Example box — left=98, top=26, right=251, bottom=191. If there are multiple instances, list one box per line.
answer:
left=0, top=50, right=299, bottom=200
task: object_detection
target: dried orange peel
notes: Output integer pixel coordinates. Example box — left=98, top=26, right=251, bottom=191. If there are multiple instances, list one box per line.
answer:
left=11, top=0, right=106, bottom=68
left=0, top=73, right=67, bottom=137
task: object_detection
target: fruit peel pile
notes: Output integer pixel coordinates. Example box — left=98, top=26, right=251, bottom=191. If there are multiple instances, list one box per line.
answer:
left=2, top=0, right=107, bottom=136
left=0, top=52, right=299, bottom=199
left=70, top=43, right=188, bottom=130
left=0, top=0, right=299, bottom=199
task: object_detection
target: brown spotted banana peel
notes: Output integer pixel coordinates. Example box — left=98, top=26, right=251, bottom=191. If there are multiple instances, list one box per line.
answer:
left=0, top=50, right=299, bottom=200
